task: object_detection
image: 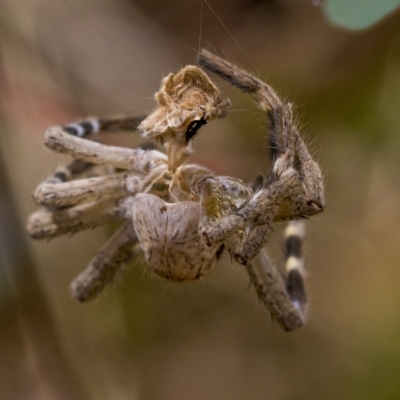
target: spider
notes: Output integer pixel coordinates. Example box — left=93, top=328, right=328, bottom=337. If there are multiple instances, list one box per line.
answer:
left=27, top=49, right=324, bottom=332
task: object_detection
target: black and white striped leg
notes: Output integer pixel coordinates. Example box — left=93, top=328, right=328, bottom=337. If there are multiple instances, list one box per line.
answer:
left=42, top=159, right=95, bottom=186
left=44, top=113, right=165, bottom=176
left=62, top=115, right=146, bottom=137
left=284, top=220, right=307, bottom=314
left=40, top=115, right=146, bottom=188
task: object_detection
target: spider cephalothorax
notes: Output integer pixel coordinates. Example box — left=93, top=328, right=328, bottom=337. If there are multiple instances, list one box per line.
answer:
left=27, top=50, right=324, bottom=331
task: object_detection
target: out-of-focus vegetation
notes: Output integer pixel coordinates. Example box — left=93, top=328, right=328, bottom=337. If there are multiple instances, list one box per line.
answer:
left=324, top=0, right=400, bottom=30
left=1, top=1, right=400, bottom=399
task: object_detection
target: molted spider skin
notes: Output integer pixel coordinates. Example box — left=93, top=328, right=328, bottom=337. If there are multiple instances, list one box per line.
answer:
left=140, top=65, right=231, bottom=172
left=27, top=51, right=324, bottom=332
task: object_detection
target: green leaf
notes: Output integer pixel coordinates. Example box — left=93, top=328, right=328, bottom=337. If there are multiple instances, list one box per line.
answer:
left=323, top=0, right=400, bottom=30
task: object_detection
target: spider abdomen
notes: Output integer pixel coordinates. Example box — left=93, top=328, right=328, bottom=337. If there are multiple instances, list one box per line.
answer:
left=132, top=194, right=220, bottom=281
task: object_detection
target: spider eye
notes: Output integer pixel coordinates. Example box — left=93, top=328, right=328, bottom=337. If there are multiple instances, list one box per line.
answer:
left=185, top=117, right=207, bottom=142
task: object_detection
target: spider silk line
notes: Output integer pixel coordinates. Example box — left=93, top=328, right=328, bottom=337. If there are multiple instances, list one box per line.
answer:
left=200, top=0, right=261, bottom=77
left=228, top=108, right=254, bottom=113
left=198, top=0, right=204, bottom=54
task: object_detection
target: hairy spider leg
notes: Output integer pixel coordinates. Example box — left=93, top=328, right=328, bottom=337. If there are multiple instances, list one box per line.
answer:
left=38, top=114, right=148, bottom=195
left=38, top=123, right=170, bottom=220
left=62, top=115, right=146, bottom=137
left=192, top=170, right=307, bottom=331
left=198, top=53, right=321, bottom=240
left=27, top=196, right=125, bottom=239
left=70, top=222, right=139, bottom=301
left=198, top=49, right=324, bottom=215
left=44, top=126, right=167, bottom=170
left=28, top=163, right=171, bottom=239
left=34, top=171, right=133, bottom=207
left=247, top=247, right=305, bottom=331
left=29, top=124, right=170, bottom=238
left=197, top=50, right=324, bottom=329
left=269, top=107, right=309, bottom=322
left=43, top=158, right=95, bottom=184
left=227, top=168, right=305, bottom=263
left=198, top=49, right=281, bottom=107
left=34, top=162, right=171, bottom=208
left=267, top=105, right=309, bottom=318
left=244, top=220, right=307, bottom=332
left=27, top=157, right=123, bottom=238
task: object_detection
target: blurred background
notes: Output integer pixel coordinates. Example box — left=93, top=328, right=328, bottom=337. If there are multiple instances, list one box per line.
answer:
left=1, top=0, right=400, bottom=399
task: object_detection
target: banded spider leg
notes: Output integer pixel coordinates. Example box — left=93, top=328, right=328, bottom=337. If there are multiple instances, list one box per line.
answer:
left=28, top=115, right=171, bottom=300
left=196, top=49, right=324, bottom=330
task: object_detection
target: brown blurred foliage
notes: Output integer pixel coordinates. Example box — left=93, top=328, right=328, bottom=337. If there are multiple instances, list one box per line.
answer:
left=1, top=0, right=400, bottom=399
